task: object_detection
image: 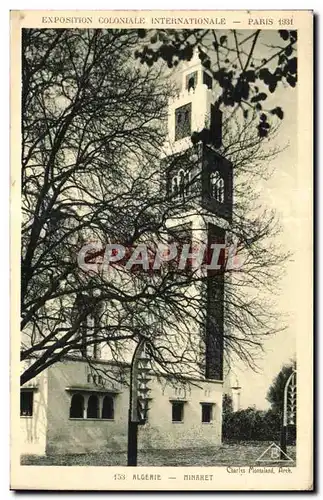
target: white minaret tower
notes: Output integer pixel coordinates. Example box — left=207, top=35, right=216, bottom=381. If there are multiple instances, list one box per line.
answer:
left=161, top=49, right=234, bottom=382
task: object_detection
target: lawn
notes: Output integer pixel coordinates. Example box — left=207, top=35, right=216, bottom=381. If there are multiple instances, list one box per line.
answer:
left=21, top=442, right=296, bottom=467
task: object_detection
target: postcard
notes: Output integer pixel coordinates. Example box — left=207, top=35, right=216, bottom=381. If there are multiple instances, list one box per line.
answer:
left=10, top=9, right=313, bottom=491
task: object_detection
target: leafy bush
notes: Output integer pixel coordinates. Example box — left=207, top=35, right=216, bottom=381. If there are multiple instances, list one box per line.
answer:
left=223, top=407, right=295, bottom=444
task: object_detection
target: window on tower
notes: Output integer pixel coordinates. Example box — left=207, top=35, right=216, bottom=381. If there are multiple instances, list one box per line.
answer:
left=202, top=147, right=233, bottom=222
left=203, top=71, right=213, bottom=89
left=169, top=169, right=192, bottom=200
left=185, top=71, right=198, bottom=91
left=184, top=171, right=191, bottom=196
left=171, top=175, right=179, bottom=198
left=178, top=169, right=185, bottom=197
left=210, top=171, right=225, bottom=203
left=175, top=103, right=192, bottom=141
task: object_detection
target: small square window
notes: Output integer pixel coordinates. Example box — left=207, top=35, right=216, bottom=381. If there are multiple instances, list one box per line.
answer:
left=201, top=403, right=213, bottom=423
left=172, top=402, right=184, bottom=422
left=20, top=390, right=33, bottom=417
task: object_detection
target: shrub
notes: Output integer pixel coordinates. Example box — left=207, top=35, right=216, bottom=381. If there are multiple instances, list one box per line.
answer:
left=223, top=407, right=295, bottom=443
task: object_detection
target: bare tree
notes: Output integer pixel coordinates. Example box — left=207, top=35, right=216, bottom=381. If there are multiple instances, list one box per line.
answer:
left=21, top=28, right=289, bottom=386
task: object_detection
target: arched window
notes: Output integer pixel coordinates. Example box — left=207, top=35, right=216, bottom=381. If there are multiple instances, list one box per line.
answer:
left=102, top=395, right=114, bottom=419
left=210, top=171, right=220, bottom=198
left=185, top=71, right=197, bottom=91
left=185, top=171, right=191, bottom=196
left=210, top=171, right=225, bottom=203
left=70, top=393, right=84, bottom=418
left=171, top=170, right=191, bottom=199
left=171, top=175, right=178, bottom=198
left=87, top=394, right=99, bottom=418
left=178, top=169, right=185, bottom=197
left=188, top=77, right=195, bottom=91
left=218, top=177, right=225, bottom=203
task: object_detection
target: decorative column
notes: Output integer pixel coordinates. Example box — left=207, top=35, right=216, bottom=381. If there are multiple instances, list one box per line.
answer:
left=83, top=394, right=90, bottom=419
left=127, top=337, right=152, bottom=466
left=98, top=395, right=103, bottom=419
left=280, top=370, right=297, bottom=459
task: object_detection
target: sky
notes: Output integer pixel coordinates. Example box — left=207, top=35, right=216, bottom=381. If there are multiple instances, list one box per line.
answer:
left=225, top=37, right=298, bottom=410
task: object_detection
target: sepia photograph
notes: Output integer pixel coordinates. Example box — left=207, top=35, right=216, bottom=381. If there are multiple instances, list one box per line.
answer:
left=11, top=10, right=313, bottom=490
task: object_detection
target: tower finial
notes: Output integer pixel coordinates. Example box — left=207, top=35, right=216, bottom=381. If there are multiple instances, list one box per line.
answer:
left=231, top=375, right=241, bottom=389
